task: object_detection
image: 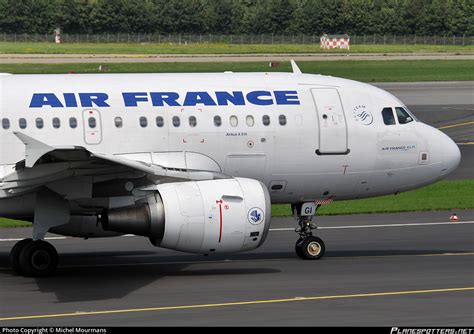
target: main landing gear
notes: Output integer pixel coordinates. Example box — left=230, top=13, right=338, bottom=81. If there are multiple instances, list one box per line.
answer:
left=293, top=203, right=326, bottom=260
left=10, top=239, right=58, bottom=277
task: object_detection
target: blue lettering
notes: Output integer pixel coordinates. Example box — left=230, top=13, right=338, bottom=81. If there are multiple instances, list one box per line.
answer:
left=63, top=93, right=78, bottom=108
left=29, top=90, right=300, bottom=109
left=274, top=91, right=300, bottom=105
left=79, top=93, right=110, bottom=107
left=246, top=91, right=273, bottom=106
left=123, top=92, right=148, bottom=107
left=184, top=92, right=217, bottom=106
left=150, top=92, right=181, bottom=107
left=29, top=93, right=64, bottom=108
left=215, top=91, right=245, bottom=106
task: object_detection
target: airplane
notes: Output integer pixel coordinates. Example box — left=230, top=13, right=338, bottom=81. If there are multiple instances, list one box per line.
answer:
left=0, top=61, right=461, bottom=277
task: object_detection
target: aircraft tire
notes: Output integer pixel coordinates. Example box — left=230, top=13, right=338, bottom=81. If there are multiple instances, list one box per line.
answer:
left=18, top=240, right=58, bottom=277
left=295, top=237, right=304, bottom=258
left=10, top=238, right=33, bottom=275
left=296, top=236, right=325, bottom=260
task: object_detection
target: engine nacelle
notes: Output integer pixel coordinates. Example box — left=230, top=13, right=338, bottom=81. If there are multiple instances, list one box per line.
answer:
left=101, top=178, right=271, bottom=254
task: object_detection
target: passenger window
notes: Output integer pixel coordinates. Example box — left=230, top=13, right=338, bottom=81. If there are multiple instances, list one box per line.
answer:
left=2, top=118, right=9, bottom=129
left=262, top=115, right=270, bottom=126
left=156, top=116, right=164, bottom=127
left=114, top=117, right=123, bottom=128
left=52, top=117, right=60, bottom=129
left=395, top=107, right=414, bottom=124
left=36, top=118, right=44, bottom=129
left=214, top=115, right=222, bottom=127
left=139, top=116, right=148, bottom=128
left=189, top=116, right=197, bottom=127
left=69, top=117, right=77, bottom=129
left=230, top=115, right=238, bottom=127
left=382, top=107, right=396, bottom=125
left=246, top=115, right=255, bottom=127
left=172, top=116, right=180, bottom=127
left=19, top=118, right=27, bottom=129
left=279, top=115, right=287, bottom=126
left=88, top=117, right=96, bottom=129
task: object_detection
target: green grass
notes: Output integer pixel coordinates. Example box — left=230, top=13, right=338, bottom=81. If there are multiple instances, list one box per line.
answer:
left=272, top=180, right=474, bottom=217
left=1, top=59, right=473, bottom=82
left=1, top=180, right=473, bottom=228
left=1, top=42, right=473, bottom=54
left=0, top=217, right=31, bottom=228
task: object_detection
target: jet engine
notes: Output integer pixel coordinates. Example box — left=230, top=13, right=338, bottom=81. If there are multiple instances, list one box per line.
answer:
left=101, top=178, right=271, bottom=254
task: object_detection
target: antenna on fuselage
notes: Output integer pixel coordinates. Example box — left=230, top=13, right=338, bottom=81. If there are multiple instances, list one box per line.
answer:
left=291, top=60, right=302, bottom=74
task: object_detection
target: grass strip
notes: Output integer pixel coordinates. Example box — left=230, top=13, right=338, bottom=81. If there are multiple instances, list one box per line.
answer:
left=272, top=180, right=474, bottom=216
left=1, top=60, right=473, bottom=82
left=1, top=42, right=473, bottom=54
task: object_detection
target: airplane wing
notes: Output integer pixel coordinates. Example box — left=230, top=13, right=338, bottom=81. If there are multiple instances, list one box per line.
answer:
left=0, top=132, right=226, bottom=199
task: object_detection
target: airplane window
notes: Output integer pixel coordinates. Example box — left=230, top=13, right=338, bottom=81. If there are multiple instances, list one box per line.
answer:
left=214, top=115, right=222, bottom=127
left=69, top=117, right=77, bottom=129
left=19, top=118, right=27, bottom=129
left=230, top=115, right=238, bottom=127
left=88, top=117, right=96, bottom=129
left=139, top=116, right=148, bottom=128
left=189, top=116, right=197, bottom=127
left=52, top=117, right=60, bottom=129
left=395, top=107, right=414, bottom=124
left=114, top=117, right=123, bottom=128
left=246, top=115, right=255, bottom=127
left=382, top=107, right=396, bottom=125
left=2, top=118, right=10, bottom=130
left=156, top=116, right=164, bottom=127
left=172, top=116, right=180, bottom=127
left=36, top=118, right=44, bottom=129
left=262, top=115, right=270, bottom=126
left=279, top=115, right=287, bottom=126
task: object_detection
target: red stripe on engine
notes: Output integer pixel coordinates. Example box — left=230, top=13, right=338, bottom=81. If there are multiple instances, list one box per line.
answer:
left=218, top=203, right=223, bottom=243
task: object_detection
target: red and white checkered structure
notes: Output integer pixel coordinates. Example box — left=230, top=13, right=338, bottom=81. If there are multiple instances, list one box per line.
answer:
left=320, top=34, right=350, bottom=50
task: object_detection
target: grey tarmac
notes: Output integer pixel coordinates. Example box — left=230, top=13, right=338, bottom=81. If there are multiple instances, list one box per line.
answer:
left=0, top=210, right=473, bottom=326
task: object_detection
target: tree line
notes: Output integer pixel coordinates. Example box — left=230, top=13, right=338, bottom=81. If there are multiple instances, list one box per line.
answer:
left=0, top=0, right=472, bottom=36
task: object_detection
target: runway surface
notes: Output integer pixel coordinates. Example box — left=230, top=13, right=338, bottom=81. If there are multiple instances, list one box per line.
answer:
left=1, top=210, right=473, bottom=326
left=1, top=52, right=473, bottom=64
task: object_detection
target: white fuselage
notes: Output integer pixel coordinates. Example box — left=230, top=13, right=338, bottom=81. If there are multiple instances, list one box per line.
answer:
left=0, top=72, right=461, bottom=210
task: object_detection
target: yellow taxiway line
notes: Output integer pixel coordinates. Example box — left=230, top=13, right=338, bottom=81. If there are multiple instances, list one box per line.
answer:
left=1, top=287, right=473, bottom=322
left=438, top=121, right=474, bottom=130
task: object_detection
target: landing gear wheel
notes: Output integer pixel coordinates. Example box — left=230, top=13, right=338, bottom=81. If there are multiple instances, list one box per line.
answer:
left=295, top=236, right=325, bottom=260
left=295, top=238, right=304, bottom=258
left=10, top=238, right=33, bottom=275
left=18, top=240, right=58, bottom=277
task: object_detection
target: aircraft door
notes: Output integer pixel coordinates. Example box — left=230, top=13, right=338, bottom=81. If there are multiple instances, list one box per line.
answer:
left=311, top=88, right=349, bottom=155
left=83, top=109, right=102, bottom=145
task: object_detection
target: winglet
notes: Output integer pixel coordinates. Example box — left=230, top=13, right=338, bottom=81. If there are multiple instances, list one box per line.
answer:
left=291, top=60, right=302, bottom=74
left=14, top=132, right=54, bottom=168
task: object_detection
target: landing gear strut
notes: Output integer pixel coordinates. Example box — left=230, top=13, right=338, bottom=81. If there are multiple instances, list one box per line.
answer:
left=293, top=203, right=326, bottom=260
left=10, top=239, right=58, bottom=277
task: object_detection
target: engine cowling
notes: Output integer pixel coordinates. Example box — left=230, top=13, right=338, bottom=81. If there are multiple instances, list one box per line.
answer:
left=101, top=178, right=271, bottom=254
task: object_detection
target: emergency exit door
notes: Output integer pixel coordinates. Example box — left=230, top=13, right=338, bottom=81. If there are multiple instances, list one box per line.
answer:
left=83, top=109, right=102, bottom=145
left=311, top=88, right=349, bottom=155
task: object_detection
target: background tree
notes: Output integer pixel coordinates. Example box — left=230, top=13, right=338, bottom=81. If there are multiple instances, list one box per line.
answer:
left=0, top=0, right=471, bottom=36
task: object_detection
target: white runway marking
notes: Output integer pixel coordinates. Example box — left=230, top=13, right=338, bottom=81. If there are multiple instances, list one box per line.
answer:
left=270, top=220, right=474, bottom=232
left=0, top=236, right=67, bottom=242
left=0, top=221, right=472, bottom=242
